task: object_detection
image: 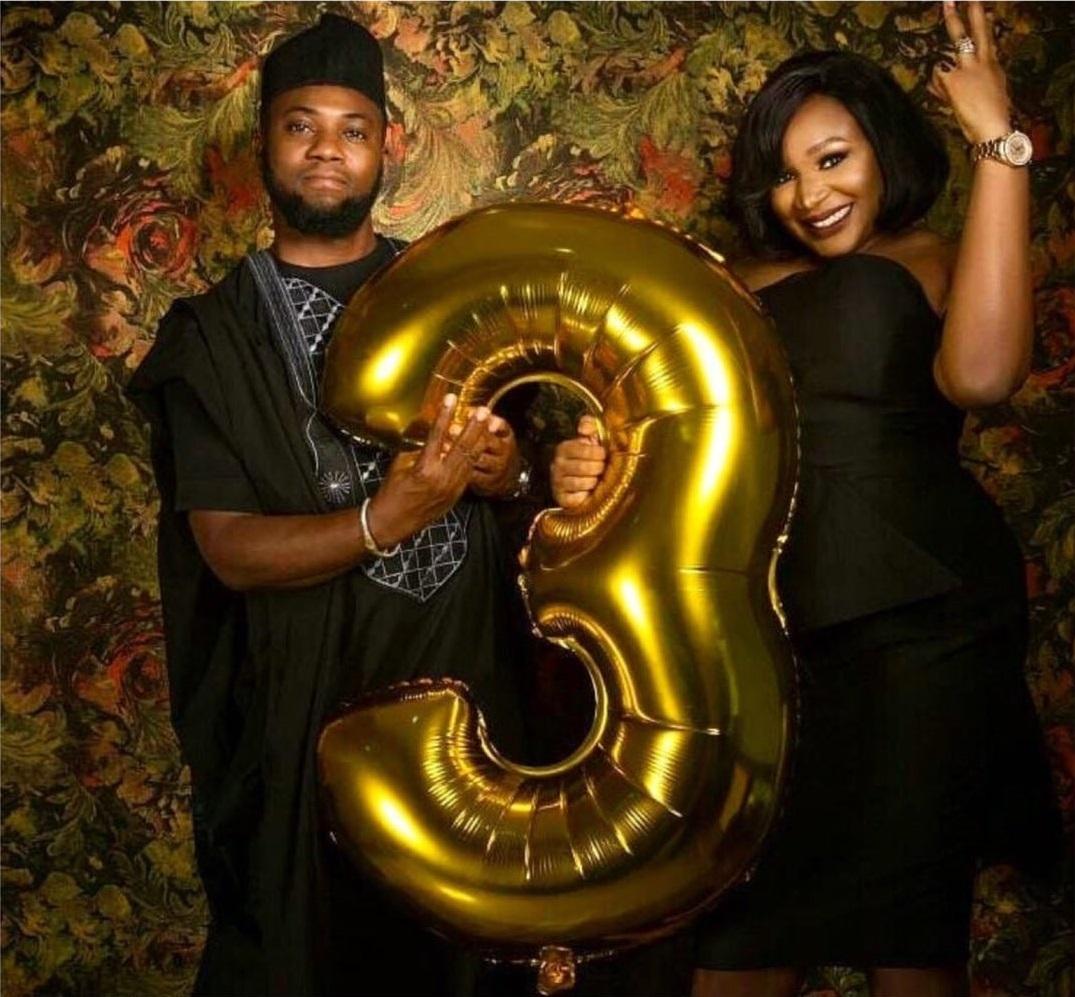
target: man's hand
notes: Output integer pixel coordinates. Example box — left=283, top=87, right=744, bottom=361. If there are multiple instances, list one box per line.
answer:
left=464, top=414, right=521, bottom=498
left=187, top=395, right=493, bottom=591
left=550, top=415, right=607, bottom=508
left=366, top=395, right=493, bottom=547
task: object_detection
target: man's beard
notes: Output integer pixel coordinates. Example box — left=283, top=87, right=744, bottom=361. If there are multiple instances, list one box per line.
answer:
left=263, top=159, right=383, bottom=238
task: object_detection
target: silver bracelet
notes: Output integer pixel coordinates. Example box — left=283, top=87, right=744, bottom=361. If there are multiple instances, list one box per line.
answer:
left=359, top=498, right=400, bottom=558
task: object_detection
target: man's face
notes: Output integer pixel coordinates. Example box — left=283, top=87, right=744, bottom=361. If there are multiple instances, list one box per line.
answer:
left=261, top=84, right=385, bottom=237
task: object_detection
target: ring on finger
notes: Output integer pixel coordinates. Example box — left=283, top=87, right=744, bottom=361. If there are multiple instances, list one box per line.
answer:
left=954, top=36, right=976, bottom=55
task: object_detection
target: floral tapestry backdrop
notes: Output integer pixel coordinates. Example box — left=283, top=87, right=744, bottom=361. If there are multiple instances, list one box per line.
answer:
left=1, top=3, right=1072, bottom=995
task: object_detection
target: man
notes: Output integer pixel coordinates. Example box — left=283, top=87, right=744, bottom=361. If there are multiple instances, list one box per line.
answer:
left=128, top=15, right=529, bottom=996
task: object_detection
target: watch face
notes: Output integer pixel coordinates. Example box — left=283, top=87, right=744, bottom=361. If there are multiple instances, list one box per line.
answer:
left=1004, top=131, right=1033, bottom=166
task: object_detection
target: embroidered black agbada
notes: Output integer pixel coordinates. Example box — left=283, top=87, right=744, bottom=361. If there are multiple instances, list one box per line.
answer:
left=127, top=241, right=526, bottom=996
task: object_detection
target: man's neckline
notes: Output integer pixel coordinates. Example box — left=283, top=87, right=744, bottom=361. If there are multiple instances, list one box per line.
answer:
left=270, top=234, right=387, bottom=272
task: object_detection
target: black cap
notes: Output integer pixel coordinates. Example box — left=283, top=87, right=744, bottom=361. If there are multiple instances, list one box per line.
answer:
left=261, top=14, right=386, bottom=117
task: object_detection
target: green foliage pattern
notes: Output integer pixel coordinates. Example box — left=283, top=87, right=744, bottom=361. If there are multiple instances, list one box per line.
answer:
left=1, top=3, right=1071, bottom=995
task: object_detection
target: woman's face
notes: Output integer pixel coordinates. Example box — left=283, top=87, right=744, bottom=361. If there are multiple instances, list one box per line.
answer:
left=769, top=94, right=885, bottom=258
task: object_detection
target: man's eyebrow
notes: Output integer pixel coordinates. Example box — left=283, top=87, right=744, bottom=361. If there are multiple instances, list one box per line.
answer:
left=281, top=105, right=374, bottom=121
left=805, top=135, right=848, bottom=156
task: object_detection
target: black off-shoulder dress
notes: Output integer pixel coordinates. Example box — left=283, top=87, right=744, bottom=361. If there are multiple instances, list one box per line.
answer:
left=695, top=254, right=1059, bottom=968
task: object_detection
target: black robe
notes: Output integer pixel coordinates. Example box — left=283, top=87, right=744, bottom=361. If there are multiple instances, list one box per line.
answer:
left=127, top=257, right=527, bottom=996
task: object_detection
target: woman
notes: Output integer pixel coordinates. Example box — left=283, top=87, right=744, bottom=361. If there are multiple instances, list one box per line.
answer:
left=551, top=4, right=1058, bottom=995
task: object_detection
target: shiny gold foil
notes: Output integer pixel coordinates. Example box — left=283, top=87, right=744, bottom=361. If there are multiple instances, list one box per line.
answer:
left=318, top=204, right=798, bottom=970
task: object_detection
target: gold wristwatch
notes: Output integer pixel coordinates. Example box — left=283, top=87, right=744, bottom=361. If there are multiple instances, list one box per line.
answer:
left=970, top=130, right=1033, bottom=167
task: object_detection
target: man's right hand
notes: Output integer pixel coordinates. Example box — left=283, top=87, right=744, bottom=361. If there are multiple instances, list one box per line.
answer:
left=550, top=415, right=608, bottom=508
left=365, top=394, right=493, bottom=548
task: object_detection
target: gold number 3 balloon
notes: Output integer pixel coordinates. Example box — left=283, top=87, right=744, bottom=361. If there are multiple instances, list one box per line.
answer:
left=319, top=204, right=797, bottom=993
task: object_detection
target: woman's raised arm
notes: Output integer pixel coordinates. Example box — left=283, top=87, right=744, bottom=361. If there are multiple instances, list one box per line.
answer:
left=929, top=0, right=1033, bottom=408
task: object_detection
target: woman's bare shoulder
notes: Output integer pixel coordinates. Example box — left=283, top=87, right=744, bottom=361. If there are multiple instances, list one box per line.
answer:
left=883, top=229, right=957, bottom=314
left=886, top=228, right=957, bottom=273
left=733, top=257, right=812, bottom=292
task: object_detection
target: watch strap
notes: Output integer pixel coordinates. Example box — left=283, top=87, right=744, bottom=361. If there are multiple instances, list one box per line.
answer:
left=970, top=136, right=1004, bottom=163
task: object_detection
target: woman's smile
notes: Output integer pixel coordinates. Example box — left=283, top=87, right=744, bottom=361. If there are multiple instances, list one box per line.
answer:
left=801, top=203, right=853, bottom=234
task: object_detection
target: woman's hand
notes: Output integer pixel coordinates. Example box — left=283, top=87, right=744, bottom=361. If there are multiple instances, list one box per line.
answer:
left=928, top=1, right=1013, bottom=144
left=366, top=395, right=493, bottom=547
left=550, top=415, right=608, bottom=508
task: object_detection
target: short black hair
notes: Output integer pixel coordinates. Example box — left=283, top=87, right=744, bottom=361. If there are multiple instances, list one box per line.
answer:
left=729, top=50, right=949, bottom=258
